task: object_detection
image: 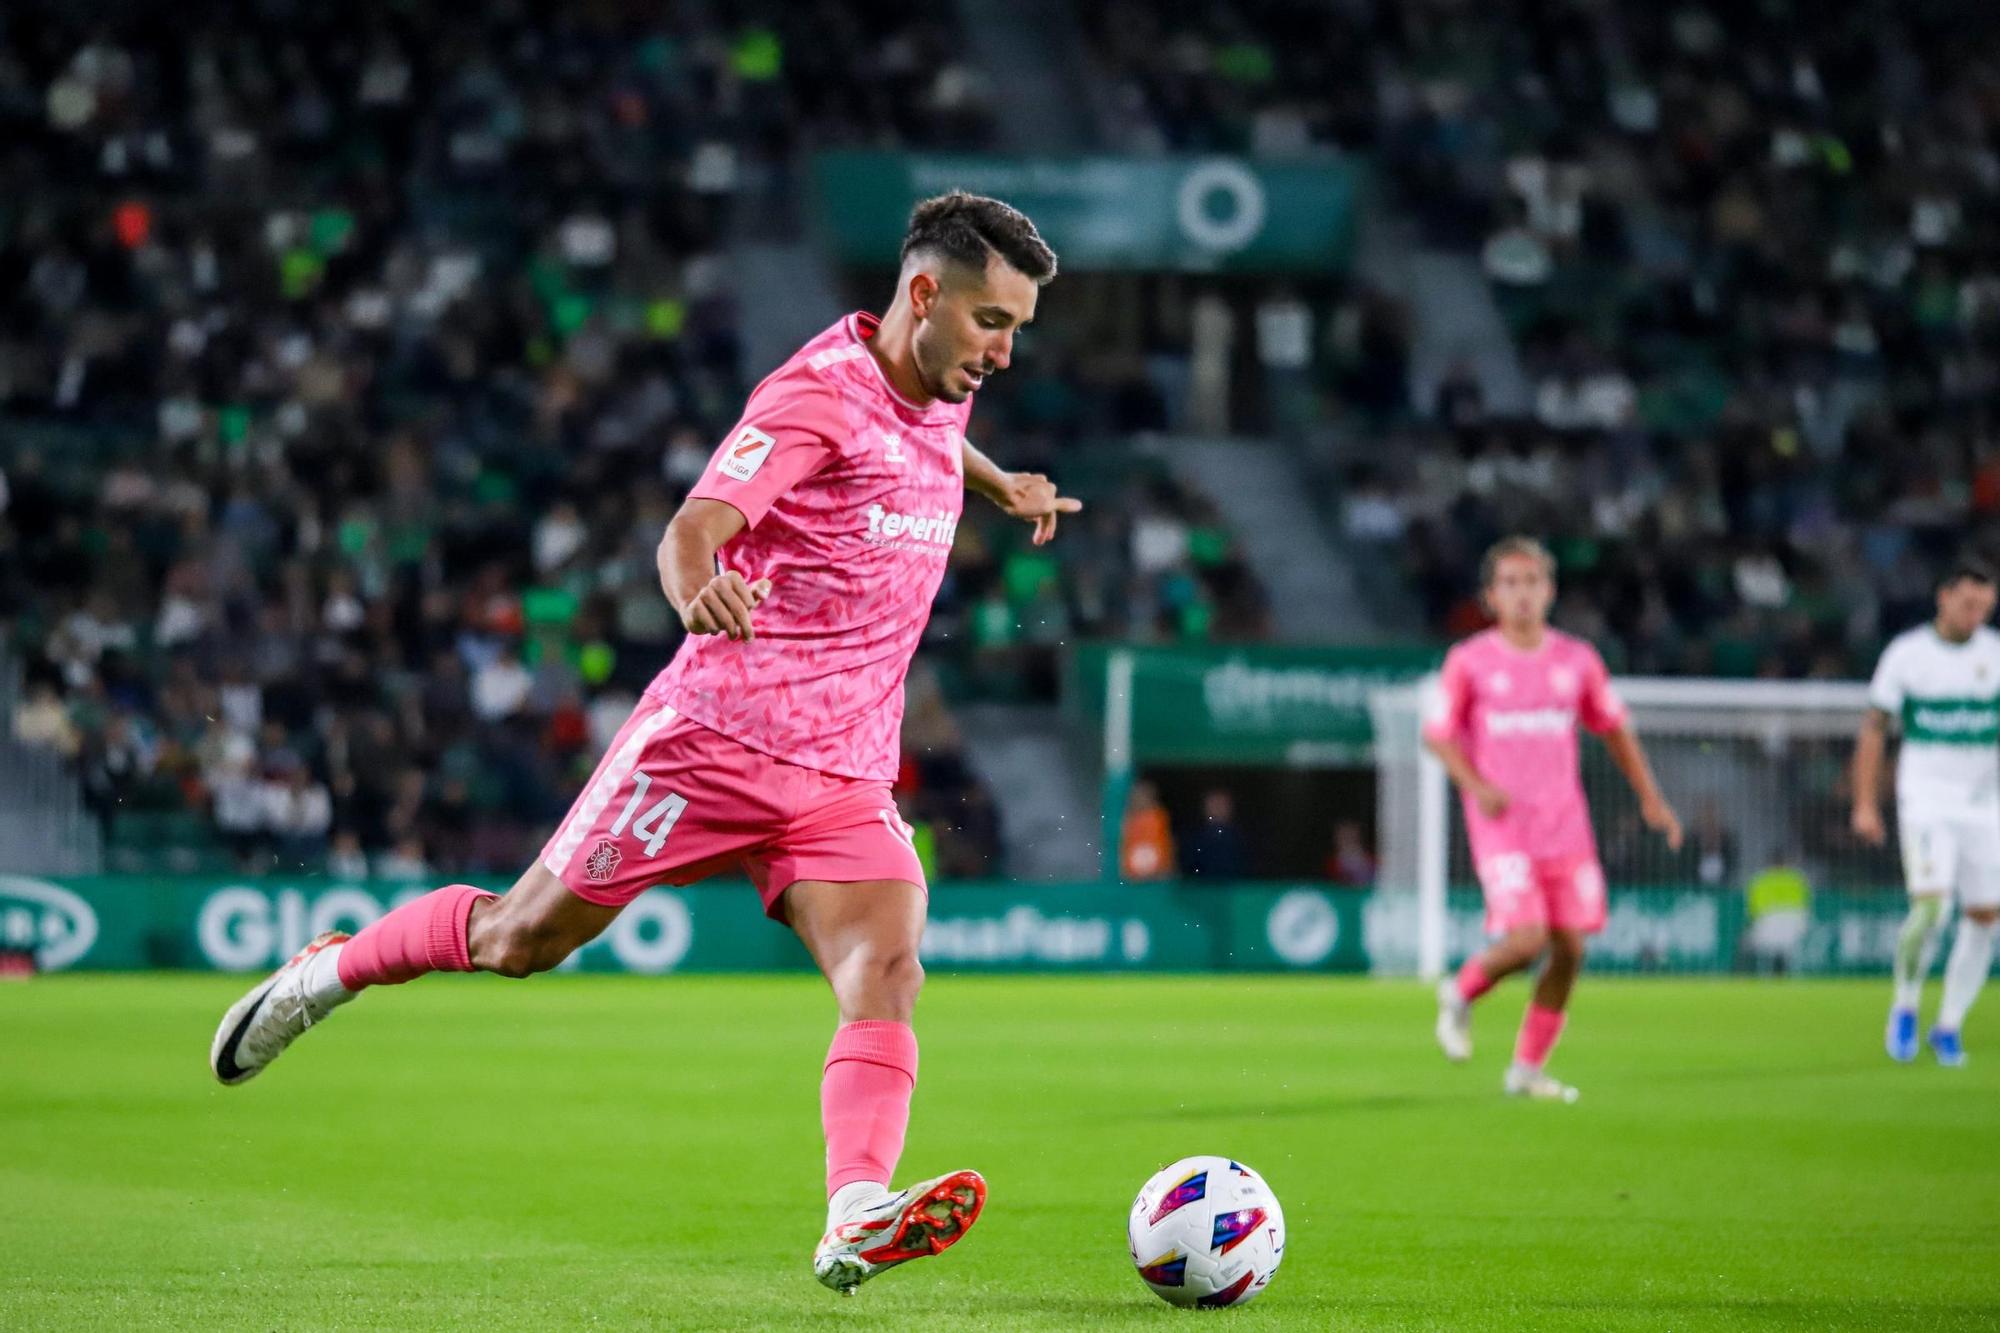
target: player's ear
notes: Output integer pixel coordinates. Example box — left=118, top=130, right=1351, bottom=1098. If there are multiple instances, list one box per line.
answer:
left=908, top=270, right=941, bottom=320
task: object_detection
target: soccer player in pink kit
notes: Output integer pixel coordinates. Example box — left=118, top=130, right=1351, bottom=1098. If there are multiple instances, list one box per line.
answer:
left=1424, top=537, right=1683, bottom=1100
left=208, top=193, right=1078, bottom=1293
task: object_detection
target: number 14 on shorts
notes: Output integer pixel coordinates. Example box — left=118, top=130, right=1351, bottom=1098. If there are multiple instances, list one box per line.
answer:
left=609, top=772, right=688, bottom=857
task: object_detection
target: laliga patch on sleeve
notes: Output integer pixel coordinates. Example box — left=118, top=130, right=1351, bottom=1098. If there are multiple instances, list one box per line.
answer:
left=718, top=425, right=776, bottom=482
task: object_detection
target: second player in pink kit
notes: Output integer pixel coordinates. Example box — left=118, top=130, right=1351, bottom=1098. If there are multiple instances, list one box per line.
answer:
left=208, top=194, right=1079, bottom=1294
left=1424, top=538, right=1682, bottom=1100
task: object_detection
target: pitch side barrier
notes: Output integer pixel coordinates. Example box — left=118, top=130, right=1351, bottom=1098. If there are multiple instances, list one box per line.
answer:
left=2, top=875, right=1918, bottom=976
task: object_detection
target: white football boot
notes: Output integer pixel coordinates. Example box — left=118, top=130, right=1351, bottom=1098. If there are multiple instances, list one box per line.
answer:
left=1503, top=1063, right=1579, bottom=1103
left=812, top=1169, right=986, bottom=1294
left=209, top=931, right=352, bottom=1085
left=1435, top=978, right=1472, bottom=1062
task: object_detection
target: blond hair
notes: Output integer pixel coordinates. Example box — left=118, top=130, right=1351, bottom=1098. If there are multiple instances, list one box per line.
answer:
left=1480, top=536, right=1556, bottom=588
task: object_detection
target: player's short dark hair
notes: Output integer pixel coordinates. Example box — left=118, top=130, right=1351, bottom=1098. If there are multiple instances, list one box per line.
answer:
left=901, top=191, right=1058, bottom=285
left=1939, top=555, right=1998, bottom=591
left=1480, top=535, right=1556, bottom=588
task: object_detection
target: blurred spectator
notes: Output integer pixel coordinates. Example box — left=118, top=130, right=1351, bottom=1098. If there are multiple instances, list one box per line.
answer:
left=1183, top=788, right=1250, bottom=880
left=1678, top=800, right=1739, bottom=890
left=327, top=830, right=371, bottom=882
left=375, top=835, right=433, bottom=882
left=212, top=763, right=266, bottom=870
left=1742, top=850, right=1813, bottom=975
left=262, top=760, right=333, bottom=871
left=1120, top=779, right=1177, bottom=882
left=12, top=681, right=80, bottom=759
left=79, top=713, right=154, bottom=838
left=1325, top=818, right=1377, bottom=888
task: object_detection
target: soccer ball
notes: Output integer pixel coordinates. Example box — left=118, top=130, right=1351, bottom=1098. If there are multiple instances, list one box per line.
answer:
left=1127, top=1155, right=1286, bottom=1308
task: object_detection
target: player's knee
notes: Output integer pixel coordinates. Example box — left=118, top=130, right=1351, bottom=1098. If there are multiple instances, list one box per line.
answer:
left=1503, top=925, right=1549, bottom=962
left=1967, top=907, right=2000, bottom=928
left=834, top=945, right=925, bottom=1016
left=1548, top=930, right=1587, bottom=968
left=870, top=947, right=925, bottom=1004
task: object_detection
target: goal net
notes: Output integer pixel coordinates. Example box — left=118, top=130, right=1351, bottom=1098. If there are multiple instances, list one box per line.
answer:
left=1371, top=677, right=1906, bottom=978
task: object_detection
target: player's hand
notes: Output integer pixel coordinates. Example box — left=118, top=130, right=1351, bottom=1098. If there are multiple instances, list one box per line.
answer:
left=1851, top=804, right=1886, bottom=847
left=1472, top=780, right=1510, bottom=818
left=1643, top=796, right=1684, bottom=851
left=680, top=573, right=773, bottom=642
left=993, top=471, right=1083, bottom=546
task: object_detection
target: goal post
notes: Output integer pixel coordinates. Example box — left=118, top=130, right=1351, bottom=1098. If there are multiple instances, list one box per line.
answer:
left=1100, top=648, right=1137, bottom=884
left=1372, top=676, right=1890, bottom=979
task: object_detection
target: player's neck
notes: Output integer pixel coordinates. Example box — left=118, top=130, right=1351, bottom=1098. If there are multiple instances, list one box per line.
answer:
left=1497, top=621, right=1547, bottom=652
left=865, top=304, right=936, bottom=407
left=1934, top=618, right=1974, bottom=645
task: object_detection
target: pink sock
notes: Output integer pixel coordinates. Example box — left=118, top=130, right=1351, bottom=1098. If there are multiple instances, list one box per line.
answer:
left=1513, top=1002, right=1567, bottom=1069
left=1455, top=957, right=1495, bottom=1004
left=821, top=1020, right=918, bottom=1197
left=336, top=884, right=494, bottom=991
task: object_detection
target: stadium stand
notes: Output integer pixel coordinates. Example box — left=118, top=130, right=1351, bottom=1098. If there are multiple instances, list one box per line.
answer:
left=0, top=2, right=1264, bottom=878
left=1079, top=0, right=2000, bottom=678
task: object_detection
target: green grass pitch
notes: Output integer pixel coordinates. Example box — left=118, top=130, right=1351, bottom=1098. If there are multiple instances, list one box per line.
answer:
left=4, top=973, right=1997, bottom=1330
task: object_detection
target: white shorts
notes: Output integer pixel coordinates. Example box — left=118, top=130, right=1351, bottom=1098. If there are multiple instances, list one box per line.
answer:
left=1900, top=811, right=2000, bottom=907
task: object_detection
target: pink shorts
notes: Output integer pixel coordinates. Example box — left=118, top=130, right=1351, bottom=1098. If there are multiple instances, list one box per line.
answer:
left=539, top=696, right=925, bottom=919
left=1475, top=851, right=1606, bottom=935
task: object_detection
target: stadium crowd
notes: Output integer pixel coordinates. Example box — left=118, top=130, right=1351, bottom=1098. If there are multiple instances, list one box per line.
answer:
left=0, top=2, right=1264, bottom=878
left=1345, top=0, right=2000, bottom=677
left=1078, top=0, right=2000, bottom=680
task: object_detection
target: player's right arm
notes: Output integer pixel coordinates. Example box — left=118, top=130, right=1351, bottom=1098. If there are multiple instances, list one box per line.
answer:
left=660, top=500, right=772, bottom=641
left=1425, top=735, right=1509, bottom=818
left=1421, top=648, right=1509, bottom=817
left=1852, top=638, right=1903, bottom=846
left=658, top=376, right=840, bottom=641
left=1851, top=709, right=1890, bottom=846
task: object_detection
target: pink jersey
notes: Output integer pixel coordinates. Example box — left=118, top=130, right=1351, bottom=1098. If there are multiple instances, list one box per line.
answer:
left=1422, top=628, right=1627, bottom=864
left=648, top=312, right=971, bottom=782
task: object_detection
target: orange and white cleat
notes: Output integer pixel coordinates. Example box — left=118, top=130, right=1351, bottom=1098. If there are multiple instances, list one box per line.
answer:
left=209, top=930, right=352, bottom=1085
left=812, top=1169, right=987, bottom=1294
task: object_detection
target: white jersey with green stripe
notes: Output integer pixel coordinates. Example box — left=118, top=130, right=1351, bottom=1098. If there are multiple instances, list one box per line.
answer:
left=1867, top=624, right=2000, bottom=816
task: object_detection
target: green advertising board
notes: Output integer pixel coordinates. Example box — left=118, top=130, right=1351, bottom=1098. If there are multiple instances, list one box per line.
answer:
left=1066, top=644, right=1440, bottom=767
left=0, top=874, right=1915, bottom=977
left=813, top=151, right=1363, bottom=273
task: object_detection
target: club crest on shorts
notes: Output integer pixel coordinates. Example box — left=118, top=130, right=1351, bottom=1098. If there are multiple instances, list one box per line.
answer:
left=585, top=839, right=623, bottom=882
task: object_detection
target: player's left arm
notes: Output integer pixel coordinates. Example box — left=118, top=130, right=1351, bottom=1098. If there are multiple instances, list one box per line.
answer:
left=962, top=437, right=1082, bottom=546
left=1581, top=650, right=1683, bottom=849
left=1601, top=725, right=1683, bottom=850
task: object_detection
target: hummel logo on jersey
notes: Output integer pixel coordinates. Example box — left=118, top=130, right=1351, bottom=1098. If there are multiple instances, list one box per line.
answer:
left=866, top=504, right=958, bottom=547
left=719, top=425, right=776, bottom=482
left=883, top=431, right=908, bottom=465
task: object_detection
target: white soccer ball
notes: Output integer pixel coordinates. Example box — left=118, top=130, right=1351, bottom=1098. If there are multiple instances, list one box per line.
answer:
left=1127, top=1155, right=1286, bottom=1308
